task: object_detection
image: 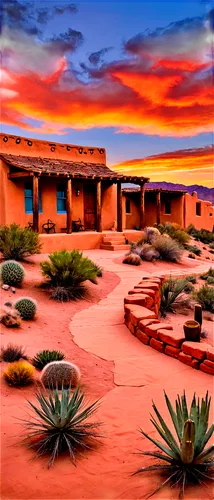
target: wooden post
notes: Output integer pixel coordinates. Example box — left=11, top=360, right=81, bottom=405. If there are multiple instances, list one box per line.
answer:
left=66, top=178, right=72, bottom=233
left=183, top=194, right=186, bottom=229
left=156, top=190, right=161, bottom=225
left=140, top=183, right=145, bottom=229
left=117, top=181, right=123, bottom=232
left=96, top=180, right=102, bottom=232
left=33, top=175, right=39, bottom=232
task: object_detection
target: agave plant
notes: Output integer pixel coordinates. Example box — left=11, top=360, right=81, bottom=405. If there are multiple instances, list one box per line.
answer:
left=160, top=277, right=190, bottom=317
left=134, top=391, right=214, bottom=498
left=22, top=387, right=102, bottom=467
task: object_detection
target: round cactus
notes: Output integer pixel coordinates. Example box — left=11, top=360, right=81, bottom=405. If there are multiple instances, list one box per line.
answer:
left=0, top=260, right=25, bottom=286
left=40, top=361, right=81, bottom=389
left=14, top=297, right=37, bottom=320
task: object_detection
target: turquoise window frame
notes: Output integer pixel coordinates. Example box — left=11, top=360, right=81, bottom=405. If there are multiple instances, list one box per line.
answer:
left=57, top=183, right=67, bottom=214
left=24, top=182, right=42, bottom=214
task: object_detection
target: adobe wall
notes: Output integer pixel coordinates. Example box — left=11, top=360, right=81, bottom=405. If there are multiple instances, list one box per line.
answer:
left=122, top=193, right=140, bottom=229
left=102, top=184, right=117, bottom=230
left=122, top=192, right=184, bottom=229
left=0, top=133, right=106, bottom=165
left=184, top=192, right=214, bottom=231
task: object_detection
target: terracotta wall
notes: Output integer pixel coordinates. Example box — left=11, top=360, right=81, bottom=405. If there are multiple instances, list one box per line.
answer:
left=160, top=193, right=184, bottom=227
left=0, top=133, right=106, bottom=165
left=184, top=192, right=214, bottom=231
left=101, top=183, right=117, bottom=230
left=122, top=193, right=140, bottom=229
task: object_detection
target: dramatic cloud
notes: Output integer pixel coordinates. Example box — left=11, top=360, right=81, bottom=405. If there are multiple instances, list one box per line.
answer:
left=112, top=145, right=214, bottom=187
left=1, top=2, right=213, bottom=137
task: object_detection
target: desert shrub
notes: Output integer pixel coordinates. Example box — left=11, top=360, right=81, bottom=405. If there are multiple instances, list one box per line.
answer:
left=0, top=223, right=41, bottom=260
left=186, top=274, right=197, bottom=284
left=40, top=360, right=81, bottom=389
left=200, top=267, right=214, bottom=281
left=0, top=306, right=21, bottom=327
left=1, top=344, right=27, bottom=362
left=14, top=297, right=37, bottom=320
left=184, top=282, right=194, bottom=294
left=194, top=285, right=214, bottom=312
left=123, top=253, right=141, bottom=266
left=0, top=260, right=25, bottom=287
left=3, top=361, right=35, bottom=386
left=140, top=244, right=160, bottom=261
left=32, top=350, right=65, bottom=370
left=187, top=225, right=214, bottom=244
left=185, top=244, right=201, bottom=256
left=156, top=222, right=189, bottom=245
left=23, top=387, right=102, bottom=467
left=153, top=235, right=183, bottom=262
left=144, top=226, right=160, bottom=243
left=90, top=262, right=103, bottom=277
left=135, top=391, right=214, bottom=498
left=209, top=242, right=214, bottom=249
left=160, top=277, right=190, bottom=317
left=40, top=250, right=99, bottom=301
left=207, top=276, right=214, bottom=285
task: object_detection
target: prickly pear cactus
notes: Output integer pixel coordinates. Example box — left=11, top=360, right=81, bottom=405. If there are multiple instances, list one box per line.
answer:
left=0, top=260, right=25, bottom=286
left=14, top=297, right=37, bottom=320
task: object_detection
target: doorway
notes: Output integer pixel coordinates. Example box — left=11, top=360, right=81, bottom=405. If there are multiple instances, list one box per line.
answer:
left=84, top=185, right=96, bottom=230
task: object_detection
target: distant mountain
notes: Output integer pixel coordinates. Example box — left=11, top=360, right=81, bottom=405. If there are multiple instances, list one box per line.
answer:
left=122, top=182, right=214, bottom=204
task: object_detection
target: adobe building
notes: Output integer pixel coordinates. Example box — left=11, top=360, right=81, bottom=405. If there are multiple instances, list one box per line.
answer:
left=122, top=186, right=214, bottom=231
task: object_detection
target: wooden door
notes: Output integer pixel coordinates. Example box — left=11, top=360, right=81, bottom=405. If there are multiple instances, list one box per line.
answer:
left=84, top=185, right=96, bottom=229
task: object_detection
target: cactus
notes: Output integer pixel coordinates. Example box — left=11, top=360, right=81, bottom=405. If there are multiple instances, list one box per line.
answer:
left=123, top=253, right=141, bottom=266
left=194, top=304, right=202, bottom=329
left=3, top=361, right=35, bottom=386
left=0, top=306, right=21, bottom=327
left=40, top=361, right=81, bottom=389
left=14, top=297, right=37, bottom=320
left=0, top=260, right=25, bottom=286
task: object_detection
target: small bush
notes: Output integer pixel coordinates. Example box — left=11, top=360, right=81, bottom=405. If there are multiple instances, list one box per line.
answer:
left=194, top=285, right=214, bottom=313
left=207, top=276, right=214, bottom=285
left=3, top=361, right=35, bottom=386
left=140, top=244, right=160, bottom=261
left=144, top=227, right=160, bottom=243
left=185, top=244, right=201, bottom=256
left=153, top=235, right=182, bottom=262
left=14, top=297, right=37, bottom=320
left=0, top=223, right=41, bottom=260
left=1, top=344, right=27, bottom=362
left=157, top=222, right=189, bottom=245
left=23, top=387, right=102, bottom=467
left=41, top=250, right=99, bottom=301
left=186, top=225, right=214, bottom=244
left=32, top=350, right=65, bottom=370
left=0, top=260, right=25, bottom=286
left=186, top=274, right=197, bottom=284
left=0, top=307, right=21, bottom=327
left=123, top=253, right=141, bottom=266
left=160, top=277, right=190, bottom=316
left=40, top=360, right=81, bottom=389
left=200, top=267, right=214, bottom=280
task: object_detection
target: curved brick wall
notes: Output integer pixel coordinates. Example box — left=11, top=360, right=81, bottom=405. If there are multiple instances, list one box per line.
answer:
left=124, top=276, right=214, bottom=375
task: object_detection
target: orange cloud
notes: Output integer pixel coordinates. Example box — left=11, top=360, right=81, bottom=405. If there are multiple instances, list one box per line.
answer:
left=111, top=145, right=214, bottom=188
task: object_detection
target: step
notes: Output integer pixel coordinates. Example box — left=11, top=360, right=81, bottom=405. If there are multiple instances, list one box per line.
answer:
left=102, top=232, right=125, bottom=238
left=100, top=244, right=130, bottom=251
left=102, top=237, right=126, bottom=244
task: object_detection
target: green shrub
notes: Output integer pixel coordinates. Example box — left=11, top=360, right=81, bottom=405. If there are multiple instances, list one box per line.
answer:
left=3, top=361, right=35, bottom=386
left=153, top=235, right=183, bottom=262
left=200, top=267, right=214, bottom=280
left=14, top=297, right=37, bottom=319
left=207, top=276, right=214, bottom=285
left=134, top=391, right=214, bottom=498
left=123, top=253, right=141, bottom=266
left=160, top=277, right=189, bottom=316
left=1, top=344, right=27, bottom=362
left=186, top=274, right=197, bottom=284
left=156, top=222, right=189, bottom=245
left=40, top=360, right=80, bottom=389
left=0, top=260, right=25, bottom=286
left=187, top=225, right=214, bottom=244
left=0, top=223, right=41, bottom=260
left=194, top=285, right=214, bottom=312
left=23, top=387, right=102, bottom=467
left=185, top=244, right=201, bottom=256
left=32, top=350, right=65, bottom=370
left=40, top=250, right=99, bottom=300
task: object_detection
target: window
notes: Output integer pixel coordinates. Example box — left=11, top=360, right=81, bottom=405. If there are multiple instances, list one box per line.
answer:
left=126, top=198, right=131, bottom=214
left=196, top=202, right=201, bottom=216
left=165, top=200, right=171, bottom=214
left=24, top=182, right=42, bottom=213
left=57, top=183, right=66, bottom=213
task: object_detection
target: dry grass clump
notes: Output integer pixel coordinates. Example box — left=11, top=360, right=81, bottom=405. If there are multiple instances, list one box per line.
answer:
left=3, top=361, right=35, bottom=386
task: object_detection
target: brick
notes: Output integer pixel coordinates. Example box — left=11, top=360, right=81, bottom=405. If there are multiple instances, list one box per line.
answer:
left=127, top=320, right=136, bottom=336
left=150, top=338, right=164, bottom=353
left=136, top=329, right=150, bottom=345
left=182, top=342, right=210, bottom=360
left=138, top=318, right=160, bottom=331
left=129, top=306, right=156, bottom=327
left=178, top=352, right=192, bottom=366
left=200, top=362, right=214, bottom=376
left=191, top=359, right=200, bottom=370
left=136, top=282, right=159, bottom=291
left=206, top=347, right=214, bottom=362
left=158, top=329, right=185, bottom=348
left=144, top=323, right=173, bottom=339
left=141, top=277, right=163, bottom=284
left=124, top=294, right=153, bottom=309
left=204, top=359, right=214, bottom=369
left=128, top=288, right=156, bottom=298
left=165, top=345, right=180, bottom=358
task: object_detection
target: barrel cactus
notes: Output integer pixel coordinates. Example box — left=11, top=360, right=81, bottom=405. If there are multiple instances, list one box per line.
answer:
left=0, top=260, right=25, bottom=286
left=40, top=361, right=81, bottom=389
left=14, top=297, right=37, bottom=320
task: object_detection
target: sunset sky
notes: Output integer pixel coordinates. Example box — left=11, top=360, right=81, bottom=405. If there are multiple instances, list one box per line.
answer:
left=1, top=0, right=214, bottom=186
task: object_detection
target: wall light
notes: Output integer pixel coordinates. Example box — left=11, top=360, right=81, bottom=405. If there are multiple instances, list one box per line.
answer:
left=76, top=188, right=80, bottom=197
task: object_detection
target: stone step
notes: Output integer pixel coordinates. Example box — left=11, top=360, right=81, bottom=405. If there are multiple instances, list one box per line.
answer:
left=102, top=237, right=126, bottom=244
left=100, top=244, right=130, bottom=251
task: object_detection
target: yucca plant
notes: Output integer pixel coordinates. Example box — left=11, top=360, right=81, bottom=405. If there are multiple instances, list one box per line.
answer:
left=160, top=278, right=190, bottom=317
left=22, top=387, right=102, bottom=467
left=0, top=223, right=41, bottom=260
left=134, top=391, right=214, bottom=499
left=32, top=349, right=65, bottom=370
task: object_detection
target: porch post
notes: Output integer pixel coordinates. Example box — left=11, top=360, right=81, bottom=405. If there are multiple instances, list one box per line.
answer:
left=140, top=183, right=145, bottom=229
left=117, top=181, right=123, bottom=232
left=33, top=174, right=39, bottom=232
left=96, top=180, right=102, bottom=232
left=66, top=178, right=72, bottom=234
left=156, top=190, right=161, bottom=225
